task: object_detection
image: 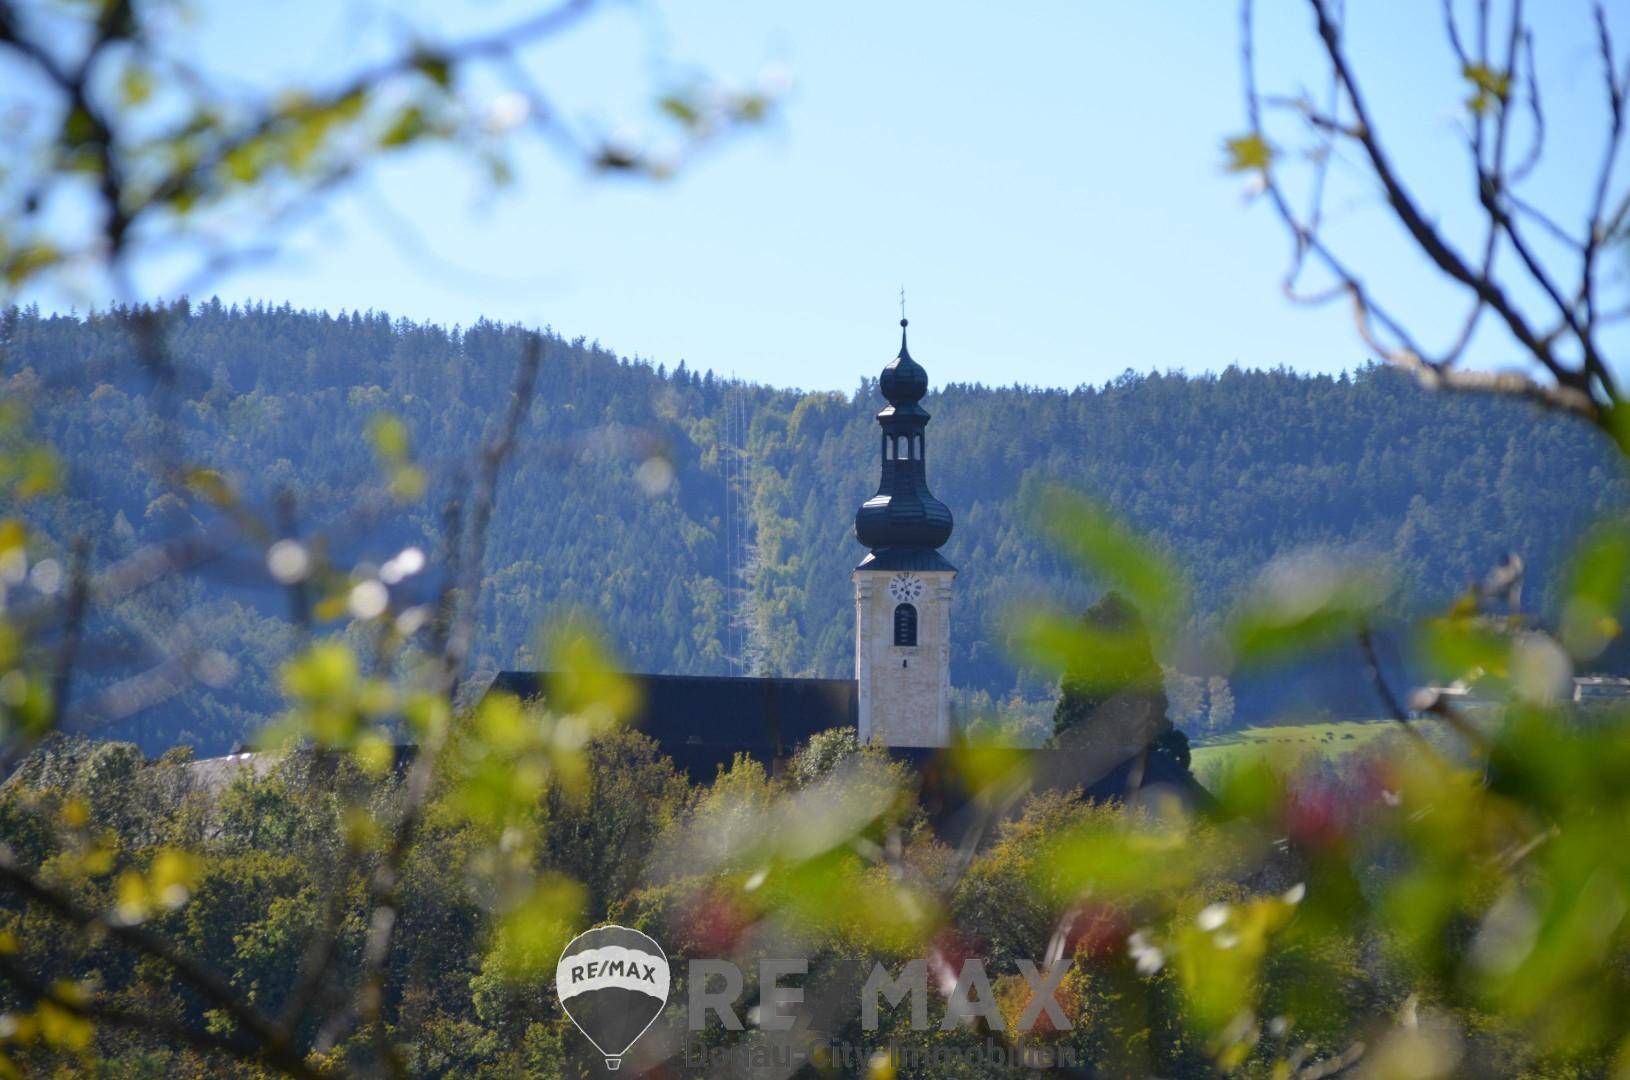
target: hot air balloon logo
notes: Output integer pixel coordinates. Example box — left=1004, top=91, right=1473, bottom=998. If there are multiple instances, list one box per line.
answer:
left=555, top=924, right=671, bottom=1071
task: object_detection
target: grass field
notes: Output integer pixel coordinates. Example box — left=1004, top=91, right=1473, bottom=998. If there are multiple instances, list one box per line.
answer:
left=1189, top=719, right=1399, bottom=784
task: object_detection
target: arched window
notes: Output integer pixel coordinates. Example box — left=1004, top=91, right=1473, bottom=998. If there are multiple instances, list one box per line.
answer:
left=884, top=434, right=894, bottom=460
left=913, top=434, right=923, bottom=459
left=893, top=603, right=918, bottom=646
left=895, top=435, right=907, bottom=460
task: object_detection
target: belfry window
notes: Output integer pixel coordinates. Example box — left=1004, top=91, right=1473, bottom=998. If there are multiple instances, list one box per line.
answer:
left=914, top=434, right=923, bottom=459
left=893, top=603, right=918, bottom=646
left=884, top=435, right=894, bottom=460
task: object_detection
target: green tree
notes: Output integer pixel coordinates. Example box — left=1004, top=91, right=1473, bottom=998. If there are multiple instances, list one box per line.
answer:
left=1050, top=591, right=1170, bottom=750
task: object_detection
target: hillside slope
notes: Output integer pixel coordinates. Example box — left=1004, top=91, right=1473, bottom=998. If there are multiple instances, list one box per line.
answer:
left=3, top=301, right=1622, bottom=752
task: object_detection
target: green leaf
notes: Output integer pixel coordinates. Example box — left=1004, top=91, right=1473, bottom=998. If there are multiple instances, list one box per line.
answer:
left=1015, top=608, right=1161, bottom=694
left=13, top=446, right=61, bottom=498
left=1228, top=552, right=1389, bottom=665
left=2, top=243, right=62, bottom=287
left=281, top=641, right=358, bottom=703
left=380, top=105, right=429, bottom=149
left=120, top=65, right=154, bottom=107
left=413, top=51, right=452, bottom=89
left=1029, top=485, right=1187, bottom=628
left=62, top=106, right=97, bottom=149
left=1560, top=519, right=1630, bottom=660
left=543, top=623, right=640, bottom=727
left=658, top=94, right=701, bottom=127
left=1416, top=611, right=1510, bottom=687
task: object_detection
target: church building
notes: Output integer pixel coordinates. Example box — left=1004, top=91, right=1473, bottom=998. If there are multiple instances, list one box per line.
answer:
left=488, top=321, right=1202, bottom=808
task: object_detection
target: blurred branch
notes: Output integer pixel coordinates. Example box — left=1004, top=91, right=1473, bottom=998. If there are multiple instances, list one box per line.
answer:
left=0, top=952, right=302, bottom=1074
left=1356, top=623, right=1409, bottom=724
left=1238, top=0, right=1625, bottom=433
left=350, top=334, right=543, bottom=1074
left=0, top=849, right=320, bottom=1078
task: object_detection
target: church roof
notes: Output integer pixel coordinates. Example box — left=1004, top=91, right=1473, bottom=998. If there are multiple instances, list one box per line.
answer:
left=482, top=671, right=1206, bottom=805
left=486, top=670, right=858, bottom=778
left=854, top=547, right=957, bottom=573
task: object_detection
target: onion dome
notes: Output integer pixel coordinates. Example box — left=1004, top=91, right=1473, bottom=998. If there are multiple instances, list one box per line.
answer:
left=879, top=320, right=928, bottom=406
left=853, top=319, right=955, bottom=571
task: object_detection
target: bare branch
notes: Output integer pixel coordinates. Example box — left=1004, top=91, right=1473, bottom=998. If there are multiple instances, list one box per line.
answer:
left=1582, top=3, right=1628, bottom=347
left=1305, top=0, right=1585, bottom=399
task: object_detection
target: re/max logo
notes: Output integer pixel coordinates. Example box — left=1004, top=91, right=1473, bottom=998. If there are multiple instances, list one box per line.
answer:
left=683, top=958, right=1073, bottom=1033
left=566, top=958, right=661, bottom=985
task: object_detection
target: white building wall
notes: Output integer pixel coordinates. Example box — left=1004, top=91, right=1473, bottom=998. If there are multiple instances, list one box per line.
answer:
left=853, top=569, right=955, bottom=747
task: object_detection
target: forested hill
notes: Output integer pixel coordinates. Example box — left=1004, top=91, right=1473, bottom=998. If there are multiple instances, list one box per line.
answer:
left=3, top=301, right=1624, bottom=754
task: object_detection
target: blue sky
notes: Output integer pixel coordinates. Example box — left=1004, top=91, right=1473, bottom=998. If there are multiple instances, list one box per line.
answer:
left=33, top=1, right=1630, bottom=392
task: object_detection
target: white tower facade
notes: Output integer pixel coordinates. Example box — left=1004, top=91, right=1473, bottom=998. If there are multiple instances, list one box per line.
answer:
left=851, top=319, right=956, bottom=748
left=854, top=567, right=954, bottom=746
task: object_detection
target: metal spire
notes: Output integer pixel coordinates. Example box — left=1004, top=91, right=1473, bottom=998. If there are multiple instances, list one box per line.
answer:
left=899, top=285, right=909, bottom=353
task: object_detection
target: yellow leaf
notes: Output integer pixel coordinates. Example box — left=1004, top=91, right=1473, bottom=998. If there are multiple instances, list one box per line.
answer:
left=114, top=870, right=148, bottom=925
left=404, top=693, right=449, bottom=740
left=149, top=850, right=199, bottom=910
left=282, top=641, right=358, bottom=701
left=1463, top=63, right=1511, bottom=115
left=368, top=414, right=410, bottom=462
left=1223, top=132, right=1274, bottom=173
left=79, top=842, right=114, bottom=877
left=483, top=875, right=584, bottom=983
left=354, top=730, right=394, bottom=777
left=184, top=469, right=236, bottom=507
left=3, top=244, right=61, bottom=288
left=312, top=594, right=349, bottom=623
left=35, top=998, right=91, bottom=1051
left=58, top=798, right=88, bottom=830
left=389, top=463, right=426, bottom=503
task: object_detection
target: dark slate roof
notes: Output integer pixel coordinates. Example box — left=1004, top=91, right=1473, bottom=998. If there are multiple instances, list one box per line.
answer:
left=879, top=320, right=928, bottom=406
left=484, top=669, right=1212, bottom=835
left=486, top=670, right=858, bottom=778
left=854, top=547, right=957, bottom=573
left=854, top=319, right=955, bottom=555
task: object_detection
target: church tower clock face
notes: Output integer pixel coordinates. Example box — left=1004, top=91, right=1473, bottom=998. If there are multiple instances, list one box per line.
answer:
left=888, top=573, right=923, bottom=604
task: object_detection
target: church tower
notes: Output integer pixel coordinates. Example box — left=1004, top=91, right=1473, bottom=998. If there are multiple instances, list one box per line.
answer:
left=853, top=319, right=955, bottom=747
